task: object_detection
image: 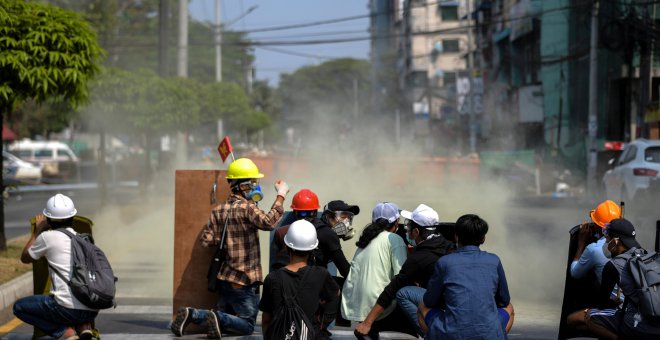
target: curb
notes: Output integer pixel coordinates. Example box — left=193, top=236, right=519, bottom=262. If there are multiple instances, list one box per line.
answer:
left=0, top=271, right=32, bottom=325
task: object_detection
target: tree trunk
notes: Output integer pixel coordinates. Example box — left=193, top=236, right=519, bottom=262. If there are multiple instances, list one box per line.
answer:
left=98, top=128, right=108, bottom=206
left=1, top=106, right=9, bottom=251
left=141, top=132, right=151, bottom=198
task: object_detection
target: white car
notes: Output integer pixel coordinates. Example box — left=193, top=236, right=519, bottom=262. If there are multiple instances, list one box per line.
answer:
left=8, top=139, right=78, bottom=178
left=3, top=151, right=42, bottom=183
left=603, top=139, right=660, bottom=203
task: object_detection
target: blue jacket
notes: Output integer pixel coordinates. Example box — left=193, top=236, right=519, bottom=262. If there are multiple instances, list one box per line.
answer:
left=424, top=245, right=510, bottom=340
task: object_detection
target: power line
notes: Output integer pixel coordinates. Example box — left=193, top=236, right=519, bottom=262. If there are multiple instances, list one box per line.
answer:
left=239, top=14, right=369, bottom=34
left=104, top=2, right=614, bottom=49
left=251, top=29, right=367, bottom=40
left=254, top=46, right=335, bottom=60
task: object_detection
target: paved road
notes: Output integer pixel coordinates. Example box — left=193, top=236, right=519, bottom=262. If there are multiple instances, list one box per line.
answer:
left=1, top=300, right=559, bottom=339
left=2, top=186, right=658, bottom=339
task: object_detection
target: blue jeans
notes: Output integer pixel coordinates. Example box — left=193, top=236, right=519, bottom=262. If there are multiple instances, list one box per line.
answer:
left=188, top=281, right=259, bottom=335
left=13, top=295, right=97, bottom=338
left=395, top=286, right=425, bottom=337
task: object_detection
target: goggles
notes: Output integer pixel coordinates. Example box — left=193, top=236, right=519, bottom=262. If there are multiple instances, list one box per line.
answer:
left=238, top=179, right=259, bottom=188
left=335, top=211, right=354, bottom=221
left=296, top=210, right=316, bottom=217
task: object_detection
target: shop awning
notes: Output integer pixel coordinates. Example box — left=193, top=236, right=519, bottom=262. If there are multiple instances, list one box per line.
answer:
left=2, top=126, right=16, bottom=141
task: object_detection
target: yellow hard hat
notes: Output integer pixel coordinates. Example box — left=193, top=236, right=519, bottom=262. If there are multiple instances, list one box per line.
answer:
left=590, top=200, right=622, bottom=227
left=226, top=158, right=264, bottom=179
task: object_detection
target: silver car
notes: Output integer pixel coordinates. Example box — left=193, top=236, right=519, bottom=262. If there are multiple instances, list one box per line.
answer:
left=3, top=151, right=42, bottom=184
left=603, top=139, right=660, bottom=204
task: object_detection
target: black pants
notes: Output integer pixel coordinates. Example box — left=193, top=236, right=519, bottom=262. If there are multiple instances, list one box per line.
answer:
left=365, top=304, right=418, bottom=339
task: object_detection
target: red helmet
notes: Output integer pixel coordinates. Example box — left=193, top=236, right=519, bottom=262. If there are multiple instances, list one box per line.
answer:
left=291, top=189, right=320, bottom=211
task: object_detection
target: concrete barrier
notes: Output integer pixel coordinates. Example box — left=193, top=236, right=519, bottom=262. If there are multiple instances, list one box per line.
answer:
left=0, top=271, right=33, bottom=325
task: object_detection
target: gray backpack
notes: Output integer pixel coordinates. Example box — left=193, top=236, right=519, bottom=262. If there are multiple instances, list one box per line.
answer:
left=49, top=229, right=117, bottom=309
left=627, top=249, right=660, bottom=317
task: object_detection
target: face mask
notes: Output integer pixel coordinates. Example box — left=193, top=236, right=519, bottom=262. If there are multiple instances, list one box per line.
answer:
left=406, top=233, right=417, bottom=248
left=332, top=218, right=354, bottom=240
left=244, top=184, right=263, bottom=202
left=602, top=238, right=616, bottom=259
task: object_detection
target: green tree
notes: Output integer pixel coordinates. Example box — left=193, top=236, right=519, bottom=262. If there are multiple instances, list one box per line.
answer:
left=9, top=99, right=75, bottom=139
left=83, top=68, right=200, bottom=196
left=0, top=0, right=103, bottom=250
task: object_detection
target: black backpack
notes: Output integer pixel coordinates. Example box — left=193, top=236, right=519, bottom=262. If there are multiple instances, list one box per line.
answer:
left=264, top=268, right=316, bottom=340
left=49, top=229, right=117, bottom=309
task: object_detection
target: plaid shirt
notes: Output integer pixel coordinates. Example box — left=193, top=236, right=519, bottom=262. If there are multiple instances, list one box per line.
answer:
left=201, top=194, right=284, bottom=285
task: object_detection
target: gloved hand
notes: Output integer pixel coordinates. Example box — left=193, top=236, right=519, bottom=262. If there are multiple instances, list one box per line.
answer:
left=275, top=180, right=289, bottom=197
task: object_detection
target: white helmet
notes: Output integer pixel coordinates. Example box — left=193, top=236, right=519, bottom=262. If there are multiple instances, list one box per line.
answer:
left=284, top=220, right=319, bottom=251
left=43, top=194, right=77, bottom=219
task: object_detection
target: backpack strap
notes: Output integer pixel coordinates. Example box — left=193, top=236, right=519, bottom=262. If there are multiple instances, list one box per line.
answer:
left=217, top=202, right=235, bottom=251
left=47, top=229, right=77, bottom=286
left=56, top=228, right=75, bottom=239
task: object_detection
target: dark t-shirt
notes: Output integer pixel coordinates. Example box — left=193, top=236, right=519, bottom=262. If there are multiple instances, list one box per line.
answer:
left=260, top=265, right=339, bottom=331
left=314, top=222, right=350, bottom=277
left=271, top=218, right=351, bottom=277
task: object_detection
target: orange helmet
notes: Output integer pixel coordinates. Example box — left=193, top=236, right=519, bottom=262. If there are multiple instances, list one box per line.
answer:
left=590, top=200, right=622, bottom=228
left=291, top=189, right=320, bottom=211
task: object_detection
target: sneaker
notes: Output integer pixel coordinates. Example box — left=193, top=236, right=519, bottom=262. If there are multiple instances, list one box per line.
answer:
left=76, top=322, right=96, bottom=340
left=206, top=311, right=222, bottom=339
left=58, top=327, right=79, bottom=340
left=78, top=330, right=96, bottom=340
left=171, top=307, right=193, bottom=337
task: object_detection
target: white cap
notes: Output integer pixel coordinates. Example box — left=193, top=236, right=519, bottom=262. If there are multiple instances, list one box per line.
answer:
left=403, top=204, right=439, bottom=227
left=372, top=202, right=400, bottom=223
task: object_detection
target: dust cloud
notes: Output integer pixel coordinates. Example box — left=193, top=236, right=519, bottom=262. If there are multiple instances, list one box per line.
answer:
left=80, top=103, right=660, bottom=331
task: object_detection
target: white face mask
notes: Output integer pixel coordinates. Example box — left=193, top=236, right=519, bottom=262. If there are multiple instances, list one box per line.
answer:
left=602, top=238, right=617, bottom=259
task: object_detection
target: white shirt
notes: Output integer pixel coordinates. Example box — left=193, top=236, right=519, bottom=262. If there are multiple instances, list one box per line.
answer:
left=341, top=231, right=407, bottom=321
left=29, top=228, right=96, bottom=311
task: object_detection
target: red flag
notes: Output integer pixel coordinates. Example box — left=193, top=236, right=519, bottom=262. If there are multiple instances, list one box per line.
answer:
left=217, top=136, right=233, bottom=162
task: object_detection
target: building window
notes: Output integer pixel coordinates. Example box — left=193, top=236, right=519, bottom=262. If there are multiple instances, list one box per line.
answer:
left=442, top=39, right=460, bottom=53
left=440, top=5, right=459, bottom=21
left=444, top=71, right=457, bottom=86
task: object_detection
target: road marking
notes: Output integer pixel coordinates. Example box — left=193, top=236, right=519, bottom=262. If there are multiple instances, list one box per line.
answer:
left=0, top=317, right=22, bottom=333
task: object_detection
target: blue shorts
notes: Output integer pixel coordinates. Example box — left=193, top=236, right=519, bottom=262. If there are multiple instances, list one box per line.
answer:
left=425, top=307, right=510, bottom=330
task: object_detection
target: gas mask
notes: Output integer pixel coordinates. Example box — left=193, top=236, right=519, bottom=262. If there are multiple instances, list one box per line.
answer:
left=239, top=180, right=263, bottom=202
left=332, top=212, right=355, bottom=241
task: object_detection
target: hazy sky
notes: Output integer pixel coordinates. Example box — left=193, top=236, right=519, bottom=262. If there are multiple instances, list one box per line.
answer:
left=189, top=0, right=370, bottom=85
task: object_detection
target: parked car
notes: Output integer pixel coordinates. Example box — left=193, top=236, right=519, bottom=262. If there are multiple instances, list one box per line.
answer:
left=603, top=139, right=660, bottom=204
left=3, top=151, right=42, bottom=184
left=8, top=140, right=78, bottom=178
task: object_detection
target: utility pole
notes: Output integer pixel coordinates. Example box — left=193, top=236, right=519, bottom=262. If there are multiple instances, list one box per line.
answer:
left=466, top=0, right=476, bottom=154
left=353, top=78, right=359, bottom=118
left=176, top=0, right=188, bottom=167
left=215, top=0, right=222, bottom=82
left=587, top=1, right=599, bottom=197
left=159, top=0, right=170, bottom=77
left=177, top=0, right=188, bottom=77
left=638, top=0, right=652, bottom=139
